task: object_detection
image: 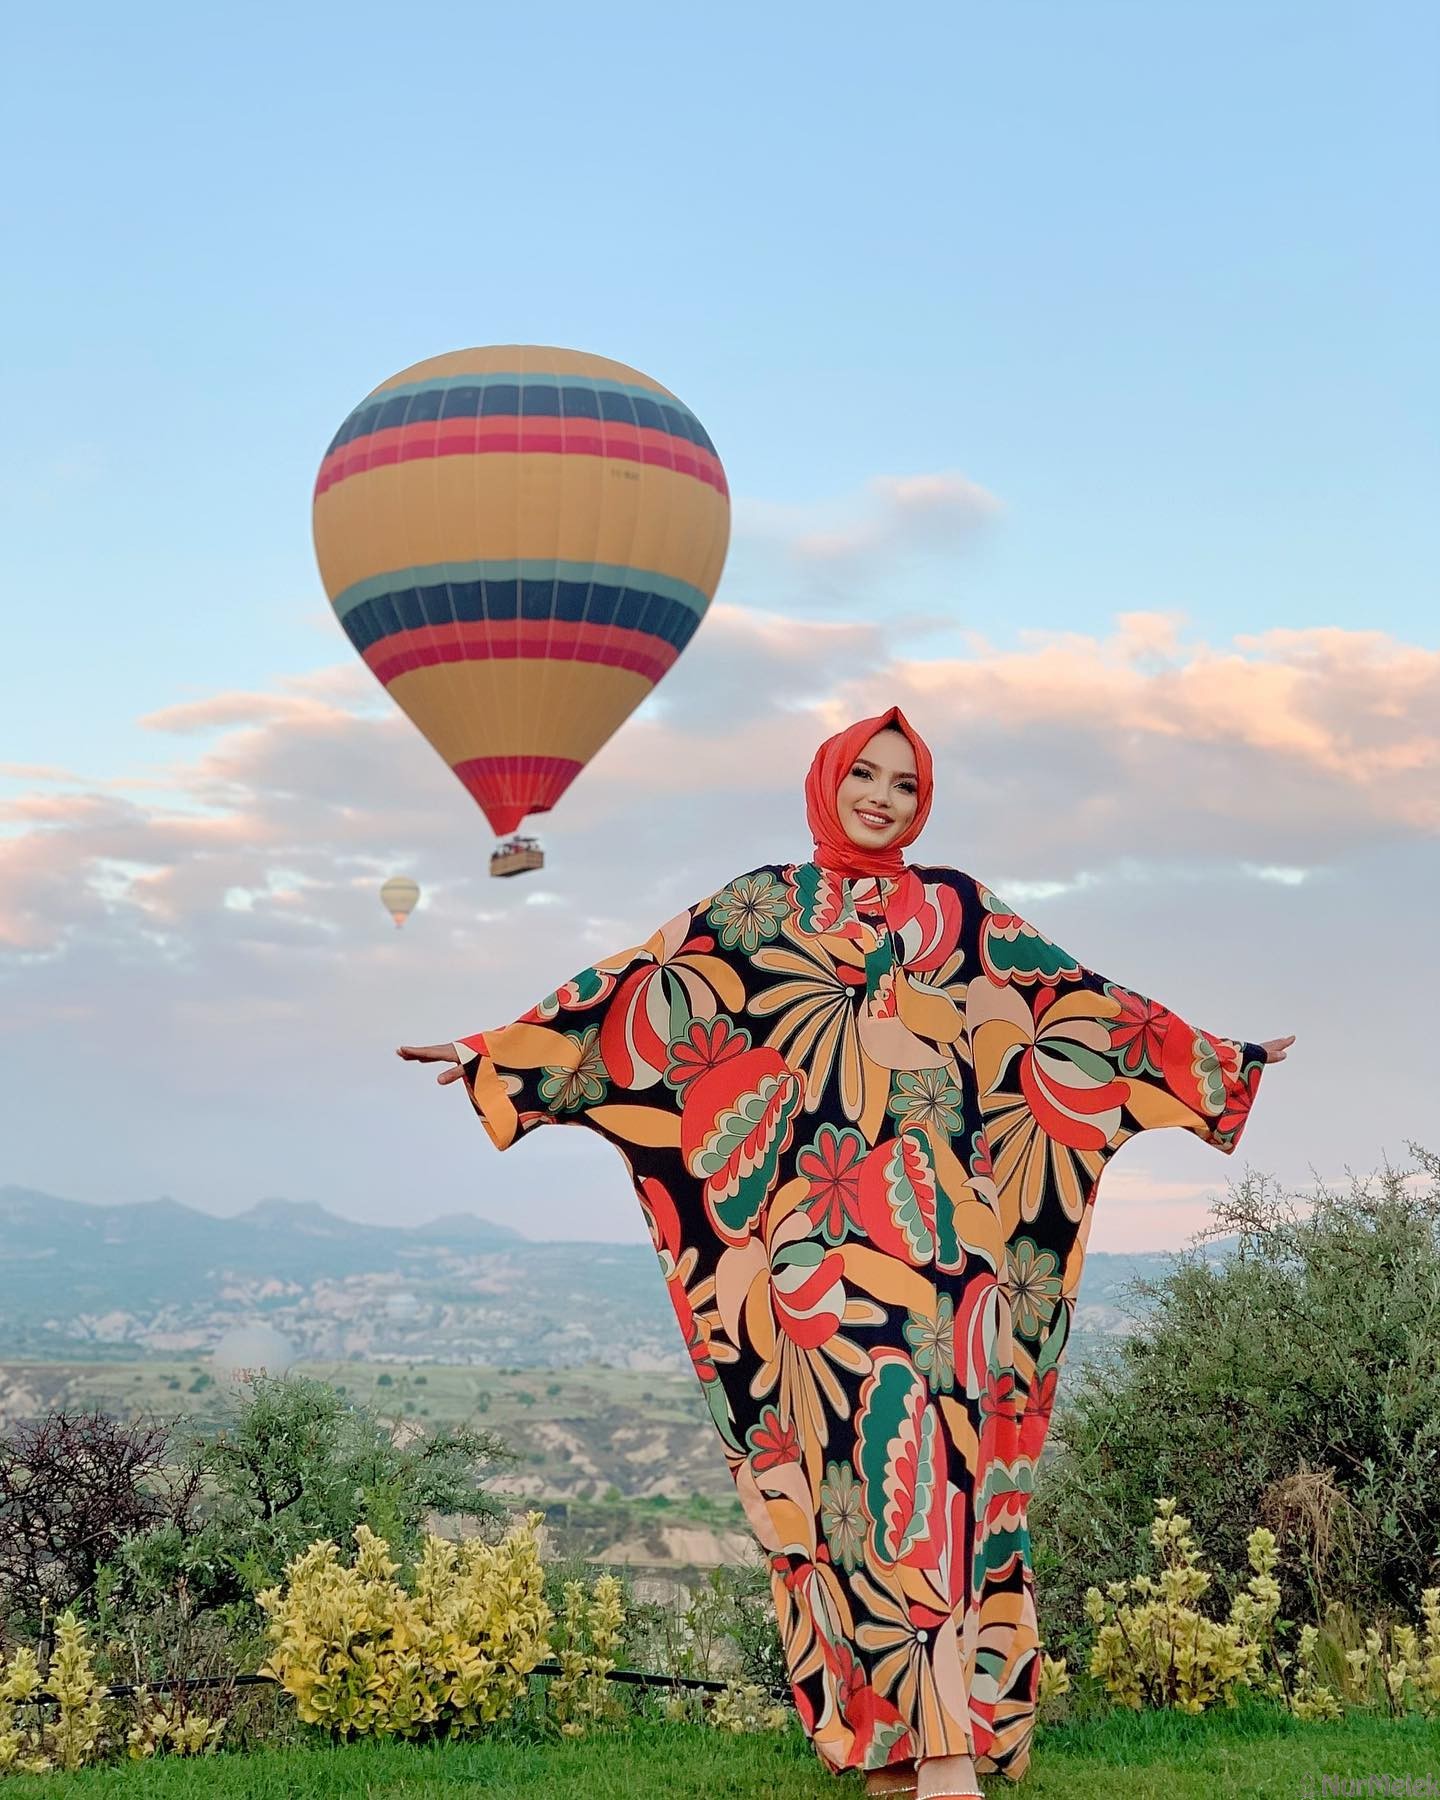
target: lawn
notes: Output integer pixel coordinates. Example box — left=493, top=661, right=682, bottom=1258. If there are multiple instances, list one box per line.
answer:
left=6, top=1708, right=1438, bottom=1798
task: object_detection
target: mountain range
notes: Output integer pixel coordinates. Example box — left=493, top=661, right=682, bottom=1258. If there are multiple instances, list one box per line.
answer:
left=0, top=1184, right=1225, bottom=1368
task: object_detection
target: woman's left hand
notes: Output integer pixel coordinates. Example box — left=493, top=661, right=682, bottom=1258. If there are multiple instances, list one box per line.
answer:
left=1260, top=1035, right=1296, bottom=1064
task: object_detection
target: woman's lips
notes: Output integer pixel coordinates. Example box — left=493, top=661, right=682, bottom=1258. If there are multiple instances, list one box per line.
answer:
left=855, top=809, right=892, bottom=828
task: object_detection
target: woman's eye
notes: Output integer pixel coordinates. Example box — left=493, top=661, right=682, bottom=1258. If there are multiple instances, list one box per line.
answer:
left=850, top=766, right=870, bottom=780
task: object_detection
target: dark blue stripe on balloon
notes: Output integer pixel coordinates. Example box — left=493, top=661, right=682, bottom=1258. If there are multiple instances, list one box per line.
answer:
left=325, top=383, right=717, bottom=457
left=338, top=578, right=705, bottom=658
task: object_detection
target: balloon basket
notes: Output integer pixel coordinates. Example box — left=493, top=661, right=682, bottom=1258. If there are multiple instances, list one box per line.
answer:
left=490, top=836, right=545, bottom=879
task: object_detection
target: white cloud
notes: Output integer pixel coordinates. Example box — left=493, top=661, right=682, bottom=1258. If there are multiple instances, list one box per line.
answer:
left=1, top=594, right=1436, bottom=1241
left=727, top=467, right=1000, bottom=620
left=789, top=471, right=1001, bottom=562
left=1242, top=864, right=1313, bottom=886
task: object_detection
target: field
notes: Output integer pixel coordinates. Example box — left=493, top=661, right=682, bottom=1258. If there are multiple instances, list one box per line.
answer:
left=0, top=1356, right=751, bottom=1577
left=4, top=1708, right=1438, bottom=1797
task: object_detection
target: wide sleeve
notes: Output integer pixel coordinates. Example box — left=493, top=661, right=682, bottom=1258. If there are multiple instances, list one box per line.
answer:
left=968, top=884, right=1268, bottom=1195
left=450, top=893, right=737, bottom=1155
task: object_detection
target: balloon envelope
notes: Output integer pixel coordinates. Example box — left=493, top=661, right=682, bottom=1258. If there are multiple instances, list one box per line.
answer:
left=380, top=875, right=420, bottom=927
left=313, top=346, right=730, bottom=835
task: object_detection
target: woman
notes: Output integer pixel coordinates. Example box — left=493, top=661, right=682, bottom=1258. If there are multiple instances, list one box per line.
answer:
left=400, top=706, right=1292, bottom=1798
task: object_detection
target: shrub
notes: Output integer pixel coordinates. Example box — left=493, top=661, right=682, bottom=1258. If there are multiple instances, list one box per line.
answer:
left=126, top=1690, right=225, bottom=1760
left=0, top=1612, right=107, bottom=1774
left=705, top=1560, right=787, bottom=1692
left=1084, top=1499, right=1281, bottom=1712
left=626, top=1557, right=784, bottom=1692
left=547, top=1574, right=625, bottom=1735
left=0, top=1412, right=199, bottom=1629
left=93, top=1555, right=261, bottom=1721
left=706, top=1679, right=790, bottom=1733
left=258, top=1516, right=551, bottom=1739
left=1085, top=1498, right=1440, bottom=1727
left=113, top=1374, right=511, bottom=1623
left=1034, top=1148, right=1440, bottom=1655
left=1323, top=1589, right=1440, bottom=1718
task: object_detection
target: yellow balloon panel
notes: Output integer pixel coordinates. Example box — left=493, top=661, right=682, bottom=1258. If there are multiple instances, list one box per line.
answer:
left=313, top=457, right=728, bottom=601
left=387, top=659, right=656, bottom=767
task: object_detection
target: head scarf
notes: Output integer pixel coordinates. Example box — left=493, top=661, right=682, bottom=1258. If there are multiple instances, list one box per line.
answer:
left=804, top=705, right=934, bottom=879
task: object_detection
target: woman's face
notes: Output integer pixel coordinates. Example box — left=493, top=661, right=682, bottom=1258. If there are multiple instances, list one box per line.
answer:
left=836, top=727, right=920, bottom=850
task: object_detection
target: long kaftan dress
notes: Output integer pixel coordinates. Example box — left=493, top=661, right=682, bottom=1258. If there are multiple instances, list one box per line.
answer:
left=453, top=862, right=1266, bottom=1780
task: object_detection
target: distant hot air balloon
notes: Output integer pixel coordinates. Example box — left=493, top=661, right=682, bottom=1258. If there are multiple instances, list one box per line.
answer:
left=380, top=875, right=420, bottom=928
left=312, top=346, right=730, bottom=855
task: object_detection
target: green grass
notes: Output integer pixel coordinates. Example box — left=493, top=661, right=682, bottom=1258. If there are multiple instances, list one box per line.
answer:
left=5, top=1707, right=1438, bottom=1798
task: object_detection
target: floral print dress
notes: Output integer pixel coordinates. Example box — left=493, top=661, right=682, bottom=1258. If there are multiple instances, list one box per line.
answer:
left=454, top=861, right=1267, bottom=1780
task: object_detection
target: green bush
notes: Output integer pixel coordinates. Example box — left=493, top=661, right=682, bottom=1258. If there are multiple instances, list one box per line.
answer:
left=108, top=1375, right=512, bottom=1630
left=1032, top=1146, right=1440, bottom=1661
left=624, top=1557, right=784, bottom=1693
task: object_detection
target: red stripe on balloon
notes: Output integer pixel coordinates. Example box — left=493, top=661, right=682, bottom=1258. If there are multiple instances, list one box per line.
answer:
left=362, top=621, right=678, bottom=688
left=454, top=754, right=582, bottom=836
left=314, top=418, right=728, bottom=498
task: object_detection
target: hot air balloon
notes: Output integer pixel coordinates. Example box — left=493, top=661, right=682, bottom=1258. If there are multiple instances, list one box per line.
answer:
left=380, top=875, right=420, bottom=927
left=313, top=347, right=730, bottom=871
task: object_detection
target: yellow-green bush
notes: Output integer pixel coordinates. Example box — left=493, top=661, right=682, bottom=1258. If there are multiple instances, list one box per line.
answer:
left=258, top=1515, right=550, bottom=1740
left=1084, top=1497, right=1440, bottom=1725
left=126, top=1690, right=226, bottom=1760
left=1328, top=1589, right=1440, bottom=1717
left=0, top=1613, right=108, bottom=1775
left=1085, top=1498, right=1278, bottom=1713
left=706, top=1678, right=790, bottom=1734
left=547, top=1573, right=625, bottom=1736
left=0, top=1644, right=50, bottom=1774
left=1037, top=1652, right=1071, bottom=1710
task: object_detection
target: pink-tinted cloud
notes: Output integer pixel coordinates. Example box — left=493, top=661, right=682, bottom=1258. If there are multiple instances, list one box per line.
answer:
left=0, top=762, right=90, bottom=783
left=1, top=593, right=1435, bottom=1242
left=3, top=604, right=1437, bottom=960
left=142, top=692, right=357, bottom=735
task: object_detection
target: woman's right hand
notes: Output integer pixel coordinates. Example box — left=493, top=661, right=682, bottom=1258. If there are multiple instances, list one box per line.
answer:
left=396, top=1042, right=467, bottom=1086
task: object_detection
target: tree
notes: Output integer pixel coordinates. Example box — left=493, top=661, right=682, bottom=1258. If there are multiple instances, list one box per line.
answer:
left=0, top=1411, right=199, bottom=1630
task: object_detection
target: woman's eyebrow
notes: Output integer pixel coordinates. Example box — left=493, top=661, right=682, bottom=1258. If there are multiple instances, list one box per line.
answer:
left=853, top=756, right=916, bottom=779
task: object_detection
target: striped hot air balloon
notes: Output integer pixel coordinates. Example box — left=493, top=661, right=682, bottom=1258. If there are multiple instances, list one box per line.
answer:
left=379, top=875, right=420, bottom=927
left=313, top=346, right=730, bottom=838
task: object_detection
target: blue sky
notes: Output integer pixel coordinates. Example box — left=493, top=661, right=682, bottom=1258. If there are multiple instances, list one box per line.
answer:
left=3, top=1, right=1435, bottom=784
left=1, top=2, right=1437, bottom=1243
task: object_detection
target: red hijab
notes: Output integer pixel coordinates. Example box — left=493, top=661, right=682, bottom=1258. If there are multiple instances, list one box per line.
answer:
left=804, top=705, right=934, bottom=879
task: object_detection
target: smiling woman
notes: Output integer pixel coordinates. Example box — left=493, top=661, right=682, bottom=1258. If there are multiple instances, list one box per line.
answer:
left=830, top=727, right=926, bottom=860
left=399, top=704, right=1290, bottom=1800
